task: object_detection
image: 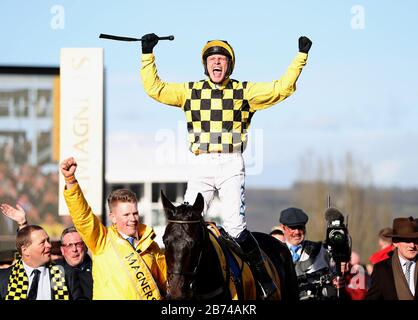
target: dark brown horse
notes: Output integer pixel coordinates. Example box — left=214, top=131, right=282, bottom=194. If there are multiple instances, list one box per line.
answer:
left=161, top=191, right=299, bottom=300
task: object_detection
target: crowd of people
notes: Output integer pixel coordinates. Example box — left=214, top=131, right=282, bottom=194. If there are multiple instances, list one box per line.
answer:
left=269, top=209, right=418, bottom=301
left=0, top=201, right=92, bottom=300
left=0, top=157, right=417, bottom=300
left=0, top=162, right=67, bottom=244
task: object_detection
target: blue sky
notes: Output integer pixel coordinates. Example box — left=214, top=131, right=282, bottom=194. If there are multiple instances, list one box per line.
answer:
left=1, top=0, right=418, bottom=188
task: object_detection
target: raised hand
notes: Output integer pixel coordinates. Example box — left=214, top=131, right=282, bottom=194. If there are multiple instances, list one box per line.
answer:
left=60, top=157, right=78, bottom=184
left=0, top=203, right=27, bottom=228
left=141, top=33, right=159, bottom=54
left=298, top=36, right=312, bottom=54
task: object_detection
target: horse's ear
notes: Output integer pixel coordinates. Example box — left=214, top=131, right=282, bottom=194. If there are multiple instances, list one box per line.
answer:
left=161, top=190, right=176, bottom=218
left=192, top=193, right=205, bottom=215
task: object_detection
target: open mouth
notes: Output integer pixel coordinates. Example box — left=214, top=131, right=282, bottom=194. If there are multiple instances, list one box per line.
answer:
left=213, top=67, right=222, bottom=76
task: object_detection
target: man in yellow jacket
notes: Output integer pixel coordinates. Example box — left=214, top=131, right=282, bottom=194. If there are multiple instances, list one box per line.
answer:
left=60, top=157, right=166, bottom=300
left=140, top=34, right=311, bottom=299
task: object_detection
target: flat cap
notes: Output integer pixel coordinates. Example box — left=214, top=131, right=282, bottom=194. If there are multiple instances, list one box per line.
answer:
left=279, top=207, right=309, bottom=227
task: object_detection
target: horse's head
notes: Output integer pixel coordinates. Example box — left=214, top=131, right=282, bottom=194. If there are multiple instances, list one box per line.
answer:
left=161, top=191, right=205, bottom=300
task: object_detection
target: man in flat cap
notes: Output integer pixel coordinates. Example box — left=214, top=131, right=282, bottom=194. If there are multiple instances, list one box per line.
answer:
left=280, top=208, right=329, bottom=275
left=366, top=217, right=418, bottom=300
left=279, top=207, right=346, bottom=299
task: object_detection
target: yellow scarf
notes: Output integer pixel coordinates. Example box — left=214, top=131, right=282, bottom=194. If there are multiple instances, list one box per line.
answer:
left=108, top=228, right=162, bottom=300
left=6, top=259, right=69, bottom=300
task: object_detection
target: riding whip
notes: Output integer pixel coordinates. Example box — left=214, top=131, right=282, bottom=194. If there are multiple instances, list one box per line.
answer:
left=99, top=33, right=174, bottom=42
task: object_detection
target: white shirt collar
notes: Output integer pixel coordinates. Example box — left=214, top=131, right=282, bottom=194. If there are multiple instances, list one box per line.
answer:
left=285, top=241, right=304, bottom=251
left=22, top=260, right=51, bottom=300
left=118, top=231, right=137, bottom=240
left=398, top=253, right=415, bottom=267
left=397, top=252, right=416, bottom=295
left=22, top=260, right=47, bottom=277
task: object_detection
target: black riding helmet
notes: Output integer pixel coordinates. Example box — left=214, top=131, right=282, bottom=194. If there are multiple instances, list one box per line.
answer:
left=201, top=40, right=235, bottom=78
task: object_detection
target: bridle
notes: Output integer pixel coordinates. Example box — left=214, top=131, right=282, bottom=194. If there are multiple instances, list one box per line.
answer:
left=165, top=218, right=206, bottom=296
left=166, top=219, right=205, bottom=276
left=166, top=219, right=201, bottom=224
left=165, top=218, right=229, bottom=299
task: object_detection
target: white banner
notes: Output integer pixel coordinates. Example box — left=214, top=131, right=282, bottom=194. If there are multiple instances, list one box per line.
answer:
left=59, top=48, right=104, bottom=216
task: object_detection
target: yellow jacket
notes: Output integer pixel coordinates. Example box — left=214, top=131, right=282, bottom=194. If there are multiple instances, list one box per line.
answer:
left=140, top=52, right=308, bottom=154
left=63, top=183, right=166, bottom=300
left=141, top=52, right=308, bottom=111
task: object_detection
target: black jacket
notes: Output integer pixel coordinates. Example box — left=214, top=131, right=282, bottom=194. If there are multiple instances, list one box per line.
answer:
left=366, top=255, right=418, bottom=300
left=0, top=261, right=84, bottom=300
left=56, top=254, right=93, bottom=300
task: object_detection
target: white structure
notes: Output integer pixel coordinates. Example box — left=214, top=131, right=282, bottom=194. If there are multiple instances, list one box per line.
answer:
left=59, top=48, right=104, bottom=217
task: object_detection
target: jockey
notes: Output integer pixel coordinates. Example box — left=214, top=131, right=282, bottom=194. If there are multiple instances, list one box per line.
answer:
left=140, top=34, right=312, bottom=299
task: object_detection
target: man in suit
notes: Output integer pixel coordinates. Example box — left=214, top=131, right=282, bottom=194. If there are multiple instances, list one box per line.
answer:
left=58, top=226, right=93, bottom=300
left=0, top=225, right=81, bottom=300
left=366, top=216, right=418, bottom=300
left=1, top=203, right=93, bottom=299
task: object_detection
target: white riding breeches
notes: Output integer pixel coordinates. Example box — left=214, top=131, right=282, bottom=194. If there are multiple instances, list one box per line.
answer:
left=184, top=152, right=246, bottom=238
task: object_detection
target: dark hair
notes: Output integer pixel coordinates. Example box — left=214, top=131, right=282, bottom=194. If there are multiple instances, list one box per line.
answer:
left=107, top=189, right=138, bottom=212
left=60, top=226, right=78, bottom=243
left=16, top=225, right=44, bottom=255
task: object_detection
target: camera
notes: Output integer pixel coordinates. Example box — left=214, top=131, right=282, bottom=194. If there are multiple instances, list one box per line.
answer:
left=297, top=268, right=337, bottom=300
left=324, top=208, right=352, bottom=274
left=295, top=206, right=352, bottom=300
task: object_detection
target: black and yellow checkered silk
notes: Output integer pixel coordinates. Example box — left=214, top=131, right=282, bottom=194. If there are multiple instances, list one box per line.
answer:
left=183, top=80, right=254, bottom=154
left=50, top=264, right=70, bottom=300
left=6, top=259, right=70, bottom=300
left=5, top=259, right=29, bottom=299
